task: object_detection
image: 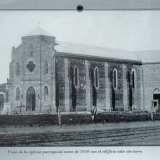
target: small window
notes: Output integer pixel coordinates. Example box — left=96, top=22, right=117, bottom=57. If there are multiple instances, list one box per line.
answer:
left=74, top=65, right=79, bottom=87
left=29, top=43, right=33, bottom=57
left=113, top=68, right=118, bottom=89
left=44, top=86, right=49, bottom=100
left=44, top=60, right=49, bottom=74
left=94, top=67, right=99, bottom=88
left=16, top=87, right=20, bottom=101
left=16, top=62, right=20, bottom=76
left=131, top=70, right=135, bottom=89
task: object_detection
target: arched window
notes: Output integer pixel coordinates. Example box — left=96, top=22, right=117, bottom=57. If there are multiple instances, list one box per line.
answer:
left=74, top=65, right=79, bottom=87
left=16, top=87, right=20, bottom=101
left=16, top=62, right=20, bottom=76
left=113, top=68, right=117, bottom=89
left=44, top=86, right=49, bottom=100
left=131, top=70, right=135, bottom=89
left=29, top=43, right=33, bottom=57
left=153, top=88, right=160, bottom=94
left=44, top=60, right=49, bottom=74
left=94, top=67, right=99, bottom=88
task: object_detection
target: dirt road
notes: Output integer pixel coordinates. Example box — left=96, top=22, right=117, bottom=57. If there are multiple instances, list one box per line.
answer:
left=0, top=121, right=160, bottom=146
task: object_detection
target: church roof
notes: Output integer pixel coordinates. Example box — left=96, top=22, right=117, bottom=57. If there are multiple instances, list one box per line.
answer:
left=55, top=41, right=141, bottom=63
left=25, top=27, right=52, bottom=37
left=23, top=28, right=160, bottom=63
left=134, top=50, right=160, bottom=63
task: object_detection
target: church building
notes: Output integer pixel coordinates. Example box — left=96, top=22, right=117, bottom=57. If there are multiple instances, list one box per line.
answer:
left=7, top=28, right=160, bottom=115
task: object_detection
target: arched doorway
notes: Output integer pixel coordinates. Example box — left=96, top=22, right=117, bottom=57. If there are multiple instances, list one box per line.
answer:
left=26, top=87, right=36, bottom=111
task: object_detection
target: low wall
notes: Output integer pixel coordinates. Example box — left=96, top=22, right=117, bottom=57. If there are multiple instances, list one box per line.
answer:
left=0, top=111, right=159, bottom=126
left=153, top=112, right=160, bottom=120
left=96, top=111, right=152, bottom=122
left=0, top=113, right=92, bottom=126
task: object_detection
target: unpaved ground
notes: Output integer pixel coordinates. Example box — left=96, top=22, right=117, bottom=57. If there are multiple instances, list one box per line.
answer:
left=0, top=121, right=160, bottom=146
left=0, top=121, right=159, bottom=134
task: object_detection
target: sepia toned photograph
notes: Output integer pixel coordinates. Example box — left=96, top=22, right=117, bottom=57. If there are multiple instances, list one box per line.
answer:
left=1, top=10, right=160, bottom=147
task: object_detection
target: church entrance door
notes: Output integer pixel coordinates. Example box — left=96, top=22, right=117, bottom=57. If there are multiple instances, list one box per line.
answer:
left=26, top=87, right=36, bottom=111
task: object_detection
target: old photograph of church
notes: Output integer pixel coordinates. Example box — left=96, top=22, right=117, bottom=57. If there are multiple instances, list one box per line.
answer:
left=0, top=10, right=160, bottom=146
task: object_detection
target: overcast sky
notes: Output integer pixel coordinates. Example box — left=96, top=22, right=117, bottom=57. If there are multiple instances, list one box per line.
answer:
left=0, top=10, right=160, bottom=84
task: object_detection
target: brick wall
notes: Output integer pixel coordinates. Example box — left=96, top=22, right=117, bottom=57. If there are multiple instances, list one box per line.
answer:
left=9, top=35, right=56, bottom=114
left=55, top=56, right=142, bottom=113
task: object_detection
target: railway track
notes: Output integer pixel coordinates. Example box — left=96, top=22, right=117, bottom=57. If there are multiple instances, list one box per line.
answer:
left=0, top=124, right=160, bottom=146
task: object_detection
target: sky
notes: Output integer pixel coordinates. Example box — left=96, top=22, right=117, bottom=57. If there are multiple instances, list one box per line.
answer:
left=0, top=10, right=160, bottom=83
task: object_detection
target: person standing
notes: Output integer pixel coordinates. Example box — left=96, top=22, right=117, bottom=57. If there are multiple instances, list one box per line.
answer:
left=91, top=106, right=97, bottom=123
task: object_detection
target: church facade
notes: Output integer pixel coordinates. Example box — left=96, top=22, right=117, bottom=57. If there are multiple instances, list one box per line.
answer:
left=7, top=28, right=160, bottom=115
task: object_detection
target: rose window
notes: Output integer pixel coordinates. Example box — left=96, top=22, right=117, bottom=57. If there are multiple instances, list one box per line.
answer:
left=26, top=61, right=35, bottom=72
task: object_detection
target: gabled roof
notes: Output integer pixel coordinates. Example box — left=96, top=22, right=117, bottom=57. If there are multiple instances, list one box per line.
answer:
left=23, top=28, right=160, bottom=64
left=25, top=27, right=52, bottom=37
left=55, top=41, right=141, bottom=63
